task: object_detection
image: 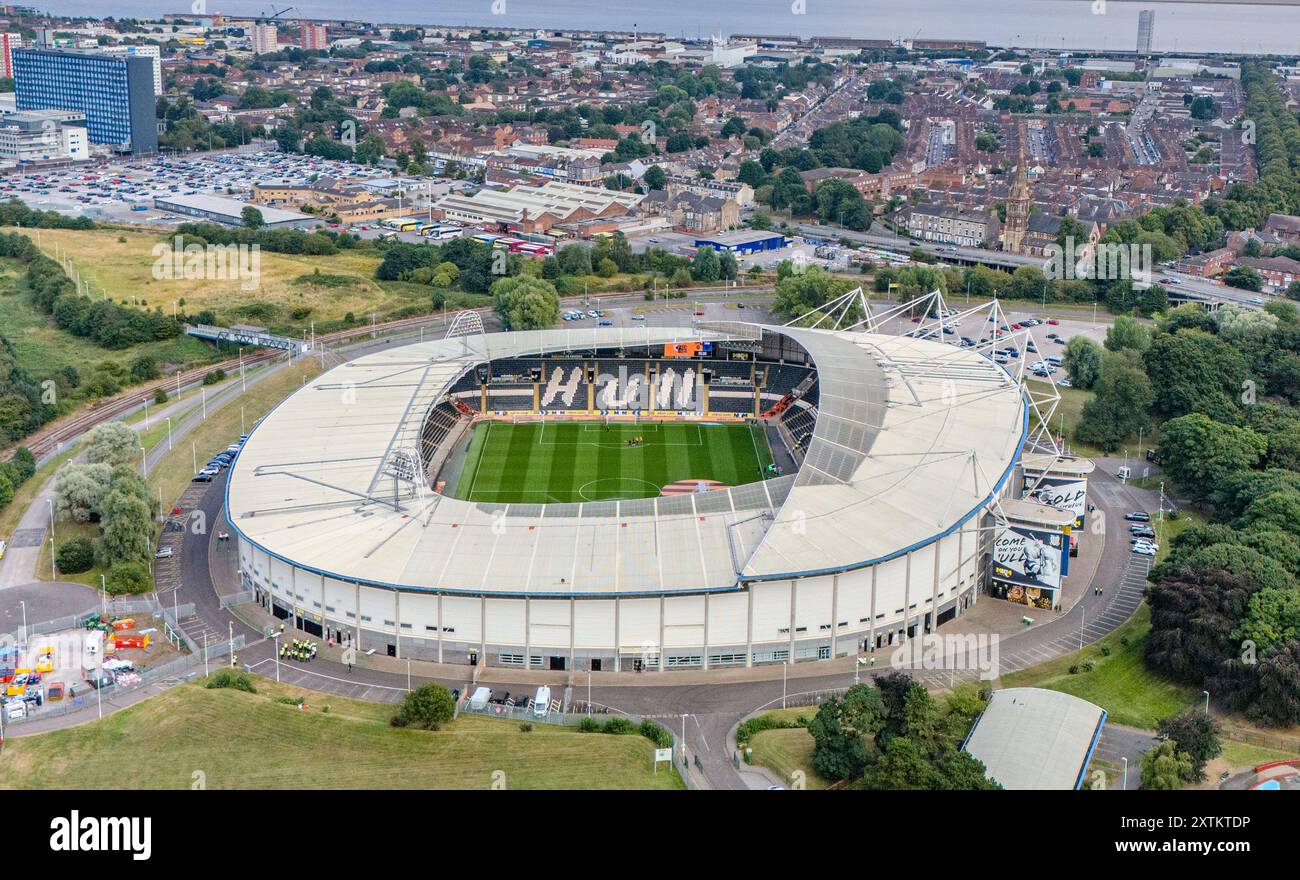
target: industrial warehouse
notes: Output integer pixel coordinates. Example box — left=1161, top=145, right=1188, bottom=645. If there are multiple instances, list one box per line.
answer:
left=225, top=299, right=1081, bottom=673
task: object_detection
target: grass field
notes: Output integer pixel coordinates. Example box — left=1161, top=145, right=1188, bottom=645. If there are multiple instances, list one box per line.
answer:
left=452, top=420, right=775, bottom=503
left=0, top=677, right=683, bottom=790
left=999, top=604, right=1200, bottom=729
left=12, top=227, right=466, bottom=336
left=0, top=260, right=218, bottom=379
left=743, top=708, right=828, bottom=790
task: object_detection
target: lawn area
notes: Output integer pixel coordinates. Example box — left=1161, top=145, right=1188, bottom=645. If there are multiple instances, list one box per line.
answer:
left=1153, top=509, right=1202, bottom=566
left=999, top=603, right=1200, bottom=729
left=743, top=707, right=828, bottom=790
left=453, top=420, right=775, bottom=503
left=0, top=260, right=218, bottom=380
left=0, top=677, right=684, bottom=790
left=15, top=227, right=442, bottom=336
left=149, top=357, right=324, bottom=517
left=1218, top=739, right=1300, bottom=769
left=37, top=519, right=102, bottom=588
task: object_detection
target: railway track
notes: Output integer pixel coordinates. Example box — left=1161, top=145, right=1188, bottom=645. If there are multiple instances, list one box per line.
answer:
left=8, top=284, right=772, bottom=462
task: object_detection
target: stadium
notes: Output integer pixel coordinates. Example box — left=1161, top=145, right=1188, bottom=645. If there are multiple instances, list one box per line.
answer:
left=227, top=297, right=1039, bottom=673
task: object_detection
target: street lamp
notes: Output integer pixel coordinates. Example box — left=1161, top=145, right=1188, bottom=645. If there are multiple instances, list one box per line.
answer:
left=273, top=632, right=281, bottom=683
left=1121, top=756, right=1128, bottom=790
left=1203, top=690, right=1210, bottom=716
left=166, top=416, right=172, bottom=450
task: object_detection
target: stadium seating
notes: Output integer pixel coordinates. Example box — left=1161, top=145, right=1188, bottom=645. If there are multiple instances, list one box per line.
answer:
left=706, top=394, right=757, bottom=415
left=419, top=401, right=464, bottom=463
left=760, top=363, right=815, bottom=395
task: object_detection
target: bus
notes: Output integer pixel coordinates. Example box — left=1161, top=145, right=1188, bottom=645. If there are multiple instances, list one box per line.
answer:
left=472, top=233, right=501, bottom=246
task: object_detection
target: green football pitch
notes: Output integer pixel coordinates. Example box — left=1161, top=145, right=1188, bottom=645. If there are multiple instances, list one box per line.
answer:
left=452, top=420, right=775, bottom=503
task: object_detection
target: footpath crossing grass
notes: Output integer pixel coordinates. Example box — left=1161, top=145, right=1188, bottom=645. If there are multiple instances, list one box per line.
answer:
left=454, top=420, right=775, bottom=503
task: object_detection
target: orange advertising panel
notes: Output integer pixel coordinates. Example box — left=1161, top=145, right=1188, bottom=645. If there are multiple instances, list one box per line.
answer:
left=663, top=342, right=702, bottom=358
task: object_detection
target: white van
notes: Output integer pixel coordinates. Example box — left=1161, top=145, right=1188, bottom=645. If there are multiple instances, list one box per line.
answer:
left=532, top=686, right=551, bottom=718
left=469, top=686, right=491, bottom=710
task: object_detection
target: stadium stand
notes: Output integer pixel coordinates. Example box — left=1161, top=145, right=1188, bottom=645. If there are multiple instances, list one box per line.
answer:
left=419, top=400, right=463, bottom=465
left=760, top=363, right=815, bottom=394
left=707, top=396, right=757, bottom=415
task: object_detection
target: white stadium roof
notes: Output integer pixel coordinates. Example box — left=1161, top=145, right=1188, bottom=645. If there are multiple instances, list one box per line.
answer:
left=226, top=323, right=1027, bottom=597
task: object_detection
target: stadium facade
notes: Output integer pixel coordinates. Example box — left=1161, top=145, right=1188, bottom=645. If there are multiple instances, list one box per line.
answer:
left=227, top=320, right=1032, bottom=672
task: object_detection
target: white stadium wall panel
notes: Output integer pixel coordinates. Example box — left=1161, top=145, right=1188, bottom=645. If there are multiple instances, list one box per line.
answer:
left=617, top=597, right=660, bottom=653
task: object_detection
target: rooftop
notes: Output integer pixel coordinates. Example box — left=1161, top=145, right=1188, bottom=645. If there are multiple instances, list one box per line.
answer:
left=226, top=324, right=1026, bottom=597
left=963, top=688, right=1107, bottom=790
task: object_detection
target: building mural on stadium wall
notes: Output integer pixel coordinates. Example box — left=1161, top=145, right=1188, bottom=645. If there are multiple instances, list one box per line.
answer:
left=1020, top=455, right=1095, bottom=558
left=990, top=497, right=1077, bottom=611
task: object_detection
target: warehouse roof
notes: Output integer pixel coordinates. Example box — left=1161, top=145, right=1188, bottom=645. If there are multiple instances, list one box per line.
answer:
left=226, top=324, right=1026, bottom=597
left=963, top=688, right=1107, bottom=790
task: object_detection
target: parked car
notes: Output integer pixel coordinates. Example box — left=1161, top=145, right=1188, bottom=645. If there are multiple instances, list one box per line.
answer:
left=1125, top=512, right=1150, bottom=522
left=154, top=547, right=174, bottom=559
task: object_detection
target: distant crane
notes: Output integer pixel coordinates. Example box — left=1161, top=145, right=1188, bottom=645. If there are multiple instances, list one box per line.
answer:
left=260, top=5, right=297, bottom=20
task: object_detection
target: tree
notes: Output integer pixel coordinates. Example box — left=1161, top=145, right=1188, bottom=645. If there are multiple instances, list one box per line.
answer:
left=1062, top=336, right=1103, bottom=389
left=1147, top=568, right=1261, bottom=688
left=104, top=560, right=150, bottom=595
left=53, top=462, right=113, bottom=523
left=1157, top=413, right=1266, bottom=502
left=642, top=164, right=667, bottom=190
left=56, top=536, right=95, bottom=574
left=1224, top=266, right=1263, bottom=291
left=392, top=683, right=456, bottom=730
left=99, top=488, right=153, bottom=565
left=1075, top=351, right=1153, bottom=452
left=491, top=276, right=559, bottom=331
left=1155, top=710, right=1222, bottom=781
left=1250, top=640, right=1300, bottom=726
left=1238, top=491, right=1300, bottom=534
left=83, top=422, right=140, bottom=469
left=1104, top=315, right=1151, bottom=353
left=771, top=268, right=857, bottom=324
left=1140, top=739, right=1195, bottom=790
left=241, top=206, right=264, bottom=229
left=1233, top=587, right=1300, bottom=657
left=1143, top=330, right=1250, bottom=420
left=691, top=246, right=721, bottom=283
left=807, top=683, right=887, bottom=780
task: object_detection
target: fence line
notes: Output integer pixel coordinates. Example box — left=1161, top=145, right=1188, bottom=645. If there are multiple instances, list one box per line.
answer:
left=457, top=697, right=693, bottom=788
left=5, top=634, right=246, bottom=728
